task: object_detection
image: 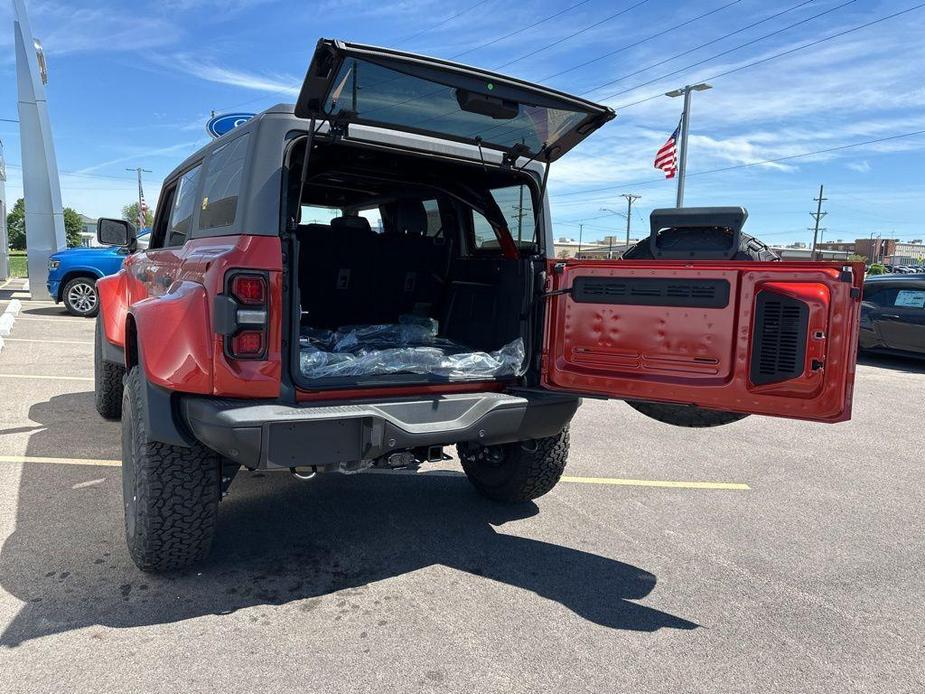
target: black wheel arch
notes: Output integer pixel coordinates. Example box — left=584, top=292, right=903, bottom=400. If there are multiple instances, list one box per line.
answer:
left=57, top=270, right=102, bottom=301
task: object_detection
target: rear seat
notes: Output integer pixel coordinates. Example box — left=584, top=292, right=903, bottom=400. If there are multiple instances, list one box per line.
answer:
left=298, top=216, right=379, bottom=328
left=378, top=200, right=444, bottom=319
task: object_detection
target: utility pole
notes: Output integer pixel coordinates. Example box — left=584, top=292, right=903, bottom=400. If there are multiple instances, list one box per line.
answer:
left=577, top=223, right=583, bottom=258
left=126, top=167, right=152, bottom=229
left=809, top=184, right=827, bottom=261
left=0, top=139, right=8, bottom=281
left=665, top=83, right=712, bottom=208
left=619, top=193, right=640, bottom=257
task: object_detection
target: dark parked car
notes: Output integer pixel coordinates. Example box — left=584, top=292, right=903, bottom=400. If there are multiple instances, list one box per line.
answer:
left=860, top=275, right=925, bottom=358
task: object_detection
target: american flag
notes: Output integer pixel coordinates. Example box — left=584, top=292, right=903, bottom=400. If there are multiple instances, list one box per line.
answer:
left=654, top=121, right=681, bottom=179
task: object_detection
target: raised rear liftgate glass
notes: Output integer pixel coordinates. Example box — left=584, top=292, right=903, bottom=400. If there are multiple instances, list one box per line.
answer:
left=296, top=40, right=615, bottom=162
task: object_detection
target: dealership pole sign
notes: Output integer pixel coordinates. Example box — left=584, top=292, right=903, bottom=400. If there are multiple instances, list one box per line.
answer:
left=206, top=113, right=255, bottom=138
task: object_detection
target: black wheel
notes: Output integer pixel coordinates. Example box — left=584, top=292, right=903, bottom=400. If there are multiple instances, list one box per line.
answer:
left=122, top=366, right=220, bottom=572
left=622, top=226, right=778, bottom=427
left=62, top=276, right=99, bottom=317
left=625, top=401, right=748, bottom=428
left=94, top=317, right=124, bottom=419
left=621, top=226, right=780, bottom=262
left=459, top=428, right=570, bottom=503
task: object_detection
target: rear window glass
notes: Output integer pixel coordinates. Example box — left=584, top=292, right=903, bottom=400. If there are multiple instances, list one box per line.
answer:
left=324, top=58, right=589, bottom=155
left=199, top=133, right=249, bottom=230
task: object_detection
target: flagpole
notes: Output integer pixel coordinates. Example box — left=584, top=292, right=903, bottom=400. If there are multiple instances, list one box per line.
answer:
left=665, top=83, right=712, bottom=208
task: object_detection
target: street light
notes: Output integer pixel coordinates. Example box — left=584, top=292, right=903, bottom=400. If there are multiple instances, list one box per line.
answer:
left=666, top=83, right=712, bottom=207
left=599, top=207, right=627, bottom=259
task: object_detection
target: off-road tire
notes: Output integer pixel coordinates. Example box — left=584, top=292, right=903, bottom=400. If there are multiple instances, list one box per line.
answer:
left=459, top=428, right=570, bottom=503
left=94, top=317, right=124, bottom=419
left=122, top=366, right=220, bottom=572
left=621, top=226, right=780, bottom=262
left=625, top=401, right=748, bottom=428
left=62, top=276, right=100, bottom=317
left=622, top=226, right=778, bottom=427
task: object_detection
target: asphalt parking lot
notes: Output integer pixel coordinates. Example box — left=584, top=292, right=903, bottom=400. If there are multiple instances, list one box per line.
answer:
left=0, top=280, right=922, bottom=693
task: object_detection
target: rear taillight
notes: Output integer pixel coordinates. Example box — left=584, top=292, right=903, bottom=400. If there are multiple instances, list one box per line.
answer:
left=215, top=271, right=269, bottom=360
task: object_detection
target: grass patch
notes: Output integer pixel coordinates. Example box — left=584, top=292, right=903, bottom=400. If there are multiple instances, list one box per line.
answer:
left=8, top=251, right=27, bottom=278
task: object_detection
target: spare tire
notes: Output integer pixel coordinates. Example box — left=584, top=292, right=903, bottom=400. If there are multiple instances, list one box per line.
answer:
left=622, top=225, right=779, bottom=428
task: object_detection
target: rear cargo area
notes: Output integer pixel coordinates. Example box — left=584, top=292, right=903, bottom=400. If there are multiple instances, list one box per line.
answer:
left=287, top=138, right=541, bottom=387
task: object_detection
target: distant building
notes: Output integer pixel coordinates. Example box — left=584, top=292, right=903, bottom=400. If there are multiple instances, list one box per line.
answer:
left=819, top=238, right=925, bottom=264
left=553, top=238, right=640, bottom=259
left=79, top=214, right=99, bottom=247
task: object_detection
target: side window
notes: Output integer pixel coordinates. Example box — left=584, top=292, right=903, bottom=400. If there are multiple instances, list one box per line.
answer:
left=895, top=288, right=925, bottom=308
left=199, top=134, right=249, bottom=230
left=148, top=185, right=177, bottom=250
left=490, top=184, right=536, bottom=246
left=863, top=286, right=898, bottom=307
left=422, top=199, right=442, bottom=237
left=471, top=210, right=499, bottom=250
left=166, top=164, right=202, bottom=247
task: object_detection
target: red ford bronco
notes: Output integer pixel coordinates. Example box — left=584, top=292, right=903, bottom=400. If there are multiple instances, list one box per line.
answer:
left=94, top=40, right=863, bottom=572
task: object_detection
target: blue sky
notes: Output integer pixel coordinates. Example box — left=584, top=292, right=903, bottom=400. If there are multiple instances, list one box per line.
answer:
left=1, top=0, right=922, bottom=247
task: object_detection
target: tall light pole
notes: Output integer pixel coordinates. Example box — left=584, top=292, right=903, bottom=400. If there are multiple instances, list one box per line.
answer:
left=619, top=193, right=640, bottom=256
left=600, top=207, right=628, bottom=259
left=665, top=83, right=711, bottom=208
left=809, top=184, right=827, bottom=261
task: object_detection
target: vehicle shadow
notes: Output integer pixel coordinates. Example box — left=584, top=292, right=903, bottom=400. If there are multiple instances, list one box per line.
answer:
left=858, top=351, right=925, bottom=374
left=16, top=305, right=72, bottom=318
left=0, top=392, right=698, bottom=647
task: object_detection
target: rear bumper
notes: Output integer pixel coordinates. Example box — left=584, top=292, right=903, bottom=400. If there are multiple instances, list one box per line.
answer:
left=181, top=390, right=580, bottom=470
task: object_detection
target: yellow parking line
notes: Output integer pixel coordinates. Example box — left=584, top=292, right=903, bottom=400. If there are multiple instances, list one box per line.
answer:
left=0, top=455, right=749, bottom=489
left=4, top=337, right=94, bottom=345
left=560, top=475, right=750, bottom=490
left=0, top=455, right=120, bottom=467
left=0, top=373, right=94, bottom=382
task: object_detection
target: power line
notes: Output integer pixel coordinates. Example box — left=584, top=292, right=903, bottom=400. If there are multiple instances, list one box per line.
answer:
left=586, top=0, right=854, bottom=98
left=552, top=128, right=925, bottom=200
left=397, top=0, right=495, bottom=44
left=539, top=0, right=745, bottom=81
left=496, top=0, right=651, bottom=70
left=611, top=2, right=925, bottom=109
left=449, top=0, right=594, bottom=59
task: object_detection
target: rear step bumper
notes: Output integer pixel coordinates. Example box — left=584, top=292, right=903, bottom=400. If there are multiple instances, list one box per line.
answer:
left=181, top=391, right=580, bottom=470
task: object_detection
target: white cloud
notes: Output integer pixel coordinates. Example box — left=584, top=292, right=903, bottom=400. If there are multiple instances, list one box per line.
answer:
left=164, top=53, right=300, bottom=96
left=847, top=160, right=871, bottom=173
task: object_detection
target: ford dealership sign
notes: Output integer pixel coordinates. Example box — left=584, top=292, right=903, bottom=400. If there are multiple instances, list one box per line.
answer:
left=206, top=112, right=255, bottom=138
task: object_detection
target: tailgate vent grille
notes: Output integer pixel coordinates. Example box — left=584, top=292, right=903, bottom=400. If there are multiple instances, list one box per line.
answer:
left=750, top=292, right=809, bottom=385
left=572, top=277, right=729, bottom=308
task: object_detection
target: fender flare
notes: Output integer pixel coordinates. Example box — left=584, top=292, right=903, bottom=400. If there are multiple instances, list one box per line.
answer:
left=129, top=281, right=213, bottom=393
left=96, top=272, right=130, bottom=350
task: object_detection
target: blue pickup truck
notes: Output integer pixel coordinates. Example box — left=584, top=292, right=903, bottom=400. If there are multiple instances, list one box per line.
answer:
left=47, top=231, right=149, bottom=317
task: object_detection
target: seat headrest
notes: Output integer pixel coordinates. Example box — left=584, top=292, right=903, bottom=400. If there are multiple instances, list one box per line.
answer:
left=330, top=216, right=372, bottom=235
left=394, top=199, right=428, bottom=237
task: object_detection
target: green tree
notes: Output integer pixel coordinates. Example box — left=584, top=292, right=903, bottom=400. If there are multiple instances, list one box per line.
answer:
left=63, top=207, right=83, bottom=248
left=5, top=198, right=85, bottom=249
left=868, top=263, right=886, bottom=275
left=6, top=198, right=25, bottom=250
left=122, top=202, right=154, bottom=229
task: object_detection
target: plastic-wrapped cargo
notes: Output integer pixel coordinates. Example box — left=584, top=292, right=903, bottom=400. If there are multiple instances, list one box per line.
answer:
left=299, top=315, right=525, bottom=381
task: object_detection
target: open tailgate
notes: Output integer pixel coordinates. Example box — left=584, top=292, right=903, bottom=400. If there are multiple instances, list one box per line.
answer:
left=542, top=260, right=864, bottom=423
